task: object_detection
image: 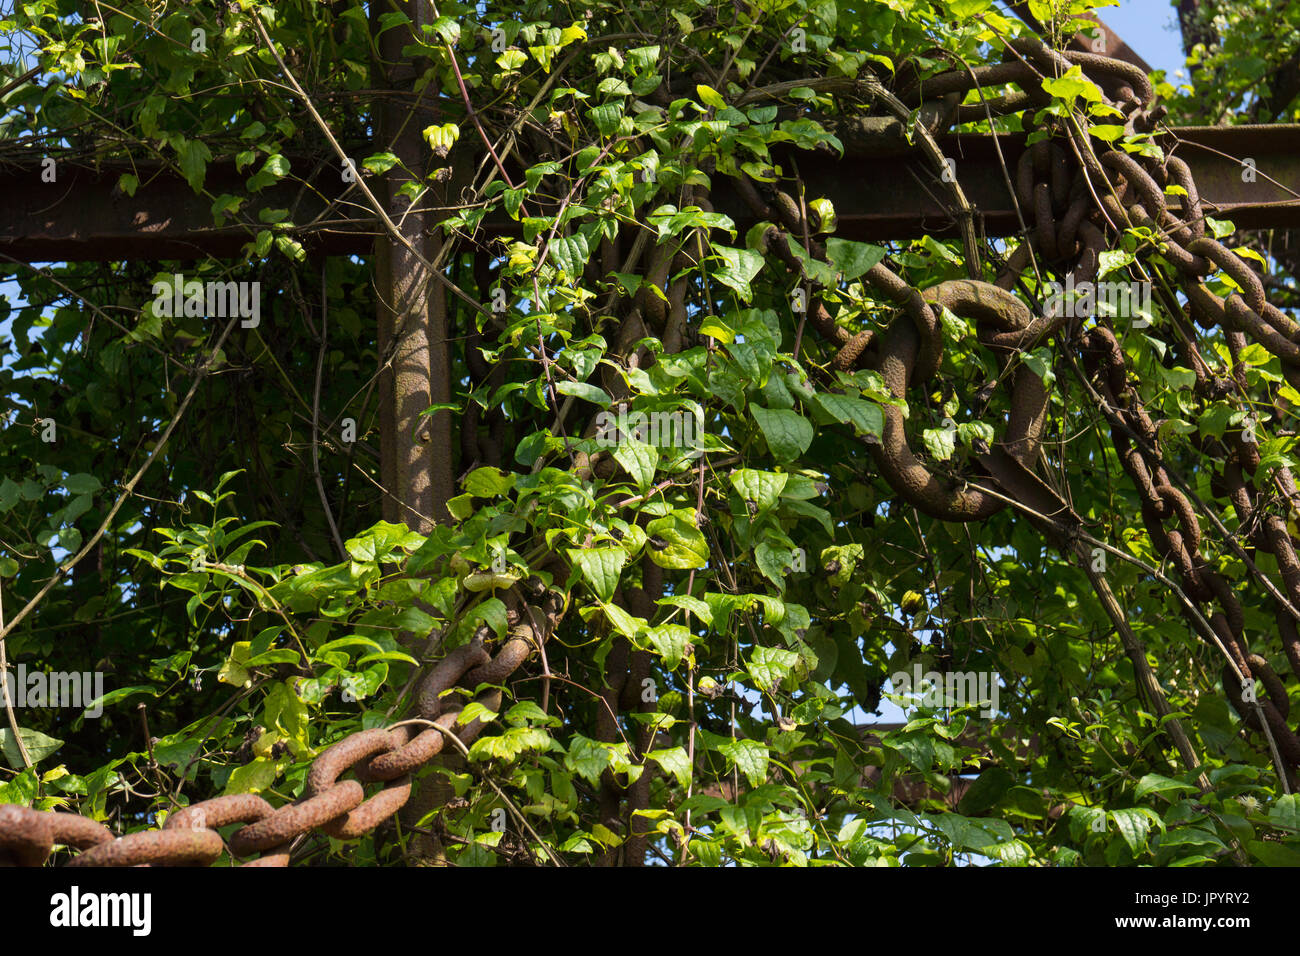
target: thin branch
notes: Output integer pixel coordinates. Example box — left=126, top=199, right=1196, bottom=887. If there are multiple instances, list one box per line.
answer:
left=312, top=258, right=347, bottom=559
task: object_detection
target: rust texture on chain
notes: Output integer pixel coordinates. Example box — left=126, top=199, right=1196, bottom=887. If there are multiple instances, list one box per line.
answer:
left=5, top=35, right=1300, bottom=866
left=0, top=584, right=566, bottom=866
left=737, top=35, right=1300, bottom=787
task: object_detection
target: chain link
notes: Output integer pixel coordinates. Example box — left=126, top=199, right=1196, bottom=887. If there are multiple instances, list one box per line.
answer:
left=735, top=38, right=1300, bottom=784
left=7, top=38, right=1300, bottom=865
left=0, top=586, right=564, bottom=866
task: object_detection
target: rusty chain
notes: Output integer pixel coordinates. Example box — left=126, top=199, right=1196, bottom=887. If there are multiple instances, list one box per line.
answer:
left=0, top=585, right=565, bottom=866
left=737, top=35, right=1300, bottom=785
left=6, top=35, right=1300, bottom=866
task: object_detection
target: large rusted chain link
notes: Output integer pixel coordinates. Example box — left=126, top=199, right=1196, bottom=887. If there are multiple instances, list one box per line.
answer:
left=0, top=805, right=112, bottom=867
left=1005, top=48, right=1300, bottom=770
left=10, top=41, right=1300, bottom=865
left=775, top=42, right=1300, bottom=774
left=0, top=585, right=567, bottom=866
left=731, top=170, right=1050, bottom=521
left=1067, top=110, right=1300, bottom=769
left=869, top=276, right=1048, bottom=520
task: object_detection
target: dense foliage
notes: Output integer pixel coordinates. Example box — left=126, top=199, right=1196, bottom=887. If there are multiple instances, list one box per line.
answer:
left=3, top=0, right=1300, bottom=866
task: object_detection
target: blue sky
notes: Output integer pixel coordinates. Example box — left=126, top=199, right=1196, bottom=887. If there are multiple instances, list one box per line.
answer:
left=1097, top=0, right=1187, bottom=76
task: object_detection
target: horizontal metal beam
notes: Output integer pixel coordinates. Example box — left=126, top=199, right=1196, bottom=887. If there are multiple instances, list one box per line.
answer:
left=783, top=124, right=1300, bottom=241
left=2, top=125, right=1298, bottom=262
left=0, top=157, right=378, bottom=262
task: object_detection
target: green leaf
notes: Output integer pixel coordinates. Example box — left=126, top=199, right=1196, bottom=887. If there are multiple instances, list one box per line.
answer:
left=63, top=473, right=101, bottom=495
left=717, top=738, right=769, bottom=787
left=0, top=728, right=63, bottom=767
left=345, top=521, right=422, bottom=561
left=1135, top=773, right=1198, bottom=800
left=755, top=540, right=791, bottom=587
left=570, top=547, right=627, bottom=602
left=549, top=232, right=591, bottom=278
left=587, top=103, right=623, bottom=137
left=602, top=601, right=646, bottom=641
left=556, top=380, right=611, bottom=406
left=645, top=623, right=690, bottom=669
left=1270, top=794, right=1300, bottom=831
left=176, top=137, right=213, bottom=192
left=223, top=757, right=281, bottom=795
left=1090, top=124, right=1126, bottom=142
left=613, top=439, right=658, bottom=492
left=927, top=813, right=1014, bottom=850
left=750, top=407, right=813, bottom=462
left=698, top=316, right=734, bottom=343
left=922, top=425, right=956, bottom=461
left=1206, top=217, right=1235, bottom=239
left=696, top=84, right=726, bottom=108
left=566, top=735, right=612, bottom=784
left=1111, top=807, right=1157, bottom=855
left=712, top=246, right=766, bottom=302
left=1246, top=839, right=1300, bottom=866
left=658, top=594, right=713, bottom=626
left=1041, top=66, right=1103, bottom=103
left=645, top=513, right=709, bottom=569
left=316, top=636, right=385, bottom=657
left=647, top=747, right=691, bottom=786
left=1097, top=249, right=1136, bottom=280
left=244, top=648, right=301, bottom=668
left=464, top=466, right=515, bottom=498
left=747, top=645, right=800, bottom=692
left=457, top=701, right=499, bottom=728
left=813, top=393, right=883, bottom=437
left=958, top=767, right=1015, bottom=815
left=729, top=469, right=788, bottom=511
left=825, top=238, right=885, bottom=281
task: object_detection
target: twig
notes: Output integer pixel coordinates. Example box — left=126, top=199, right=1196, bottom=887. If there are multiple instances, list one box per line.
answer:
left=396, top=716, right=565, bottom=866
left=0, top=586, right=33, bottom=769
left=312, top=258, right=347, bottom=559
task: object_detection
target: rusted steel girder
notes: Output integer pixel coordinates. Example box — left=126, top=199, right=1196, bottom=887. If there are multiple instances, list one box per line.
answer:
left=1, top=125, right=1297, bottom=262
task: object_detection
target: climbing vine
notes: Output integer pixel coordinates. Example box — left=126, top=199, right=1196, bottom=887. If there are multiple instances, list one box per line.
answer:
left=3, top=0, right=1300, bottom=867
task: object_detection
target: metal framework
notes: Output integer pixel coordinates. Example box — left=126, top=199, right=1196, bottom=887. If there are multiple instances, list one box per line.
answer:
left=4, top=125, right=1299, bottom=261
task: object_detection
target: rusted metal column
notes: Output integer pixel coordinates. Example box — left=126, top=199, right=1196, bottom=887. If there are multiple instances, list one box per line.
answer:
left=372, top=0, right=452, bottom=531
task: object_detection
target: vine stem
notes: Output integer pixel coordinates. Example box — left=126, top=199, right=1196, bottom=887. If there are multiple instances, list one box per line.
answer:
left=0, top=586, right=34, bottom=769
left=312, top=257, right=347, bottom=559
left=396, top=716, right=565, bottom=866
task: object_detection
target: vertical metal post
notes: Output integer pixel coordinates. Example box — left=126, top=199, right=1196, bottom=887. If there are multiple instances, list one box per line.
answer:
left=373, top=0, right=453, bottom=531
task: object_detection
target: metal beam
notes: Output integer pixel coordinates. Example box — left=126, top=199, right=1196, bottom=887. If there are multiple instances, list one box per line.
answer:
left=0, top=156, right=376, bottom=262
left=1, top=125, right=1298, bottom=261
